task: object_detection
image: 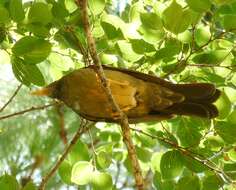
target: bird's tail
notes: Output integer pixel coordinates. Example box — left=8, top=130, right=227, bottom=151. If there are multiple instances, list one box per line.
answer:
left=164, top=83, right=221, bottom=118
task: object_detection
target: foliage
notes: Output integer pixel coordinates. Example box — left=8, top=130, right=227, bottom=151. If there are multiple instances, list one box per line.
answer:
left=0, top=0, right=236, bottom=190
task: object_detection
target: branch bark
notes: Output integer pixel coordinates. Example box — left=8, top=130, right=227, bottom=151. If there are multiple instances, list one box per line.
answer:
left=0, top=84, right=22, bottom=112
left=77, top=1, right=144, bottom=189
left=38, top=120, right=91, bottom=190
left=0, top=102, right=59, bottom=121
left=130, top=126, right=233, bottom=184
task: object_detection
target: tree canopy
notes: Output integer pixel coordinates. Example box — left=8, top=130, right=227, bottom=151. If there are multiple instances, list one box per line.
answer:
left=0, top=0, right=236, bottom=190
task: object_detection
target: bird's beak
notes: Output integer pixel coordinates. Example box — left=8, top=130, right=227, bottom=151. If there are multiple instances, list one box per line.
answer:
left=30, top=87, right=53, bottom=96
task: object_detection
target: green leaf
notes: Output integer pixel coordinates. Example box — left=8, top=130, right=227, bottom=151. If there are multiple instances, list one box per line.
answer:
left=101, top=14, right=124, bottom=39
left=138, top=25, right=165, bottom=44
left=58, top=160, right=72, bottom=184
left=215, top=121, right=236, bottom=144
left=97, top=151, right=112, bottom=169
left=213, top=0, right=236, bottom=5
left=228, top=109, right=236, bottom=124
left=65, top=0, right=77, bottom=13
left=176, top=175, right=201, bottom=190
left=130, top=39, right=155, bottom=54
left=153, top=172, right=163, bottom=190
left=140, top=12, right=162, bottom=30
left=186, top=0, right=211, bottom=12
left=222, top=14, right=236, bottom=30
left=183, top=155, right=208, bottom=173
left=22, top=181, right=36, bottom=190
left=151, top=152, right=163, bottom=172
left=116, top=40, right=143, bottom=62
left=135, top=130, right=156, bottom=148
left=12, top=36, right=52, bottom=64
left=153, top=172, right=176, bottom=190
left=26, top=23, right=50, bottom=38
left=11, top=56, right=45, bottom=86
left=68, top=140, right=90, bottom=164
left=228, top=148, right=236, bottom=161
left=28, top=2, right=53, bottom=25
left=155, top=39, right=181, bottom=60
left=48, top=52, right=74, bottom=71
left=71, top=161, right=93, bottom=185
left=177, top=118, right=202, bottom=147
left=202, top=175, right=224, bottom=190
left=89, top=0, right=106, bottom=15
left=136, top=146, right=152, bottom=163
left=52, top=2, right=69, bottom=20
left=195, top=26, right=211, bottom=46
left=129, top=1, right=144, bottom=22
left=160, top=150, right=184, bottom=179
left=203, top=136, right=224, bottom=151
left=91, top=171, right=113, bottom=190
left=214, top=90, right=231, bottom=119
left=0, top=6, right=10, bottom=23
left=192, top=50, right=230, bottom=65
left=100, top=53, right=118, bottom=65
left=162, top=1, right=192, bottom=34
left=0, top=174, right=19, bottom=190
left=9, top=0, right=25, bottom=22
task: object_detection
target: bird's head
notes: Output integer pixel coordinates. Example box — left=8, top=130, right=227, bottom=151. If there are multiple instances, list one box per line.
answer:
left=31, top=80, right=63, bottom=100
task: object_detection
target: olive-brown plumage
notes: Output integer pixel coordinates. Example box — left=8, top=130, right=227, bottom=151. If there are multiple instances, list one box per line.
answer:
left=32, top=65, right=220, bottom=123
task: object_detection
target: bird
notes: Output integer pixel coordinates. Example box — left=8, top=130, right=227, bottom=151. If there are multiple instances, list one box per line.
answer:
left=31, top=65, right=221, bottom=123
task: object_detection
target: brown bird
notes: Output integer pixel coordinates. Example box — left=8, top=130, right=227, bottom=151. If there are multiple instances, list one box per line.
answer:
left=32, top=65, right=220, bottom=123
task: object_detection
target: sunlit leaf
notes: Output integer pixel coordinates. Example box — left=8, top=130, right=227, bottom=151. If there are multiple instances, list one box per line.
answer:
left=28, top=2, right=53, bottom=25
left=89, top=0, right=106, bottom=15
left=58, top=160, right=72, bottom=184
left=215, top=121, right=236, bottom=144
left=91, top=171, right=113, bottom=190
left=176, top=175, right=201, bottom=190
left=186, top=0, right=211, bottom=12
left=12, top=36, right=52, bottom=64
left=71, top=161, right=93, bottom=185
left=68, top=140, right=90, bottom=164
left=160, top=150, right=184, bottom=179
left=9, top=0, right=25, bottom=22
left=0, top=6, right=10, bottom=23
left=162, top=1, right=192, bottom=34
left=0, top=174, right=19, bottom=190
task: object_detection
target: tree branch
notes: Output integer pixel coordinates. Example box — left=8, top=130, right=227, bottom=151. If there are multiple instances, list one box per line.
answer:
left=77, top=1, right=144, bottom=189
left=130, top=126, right=234, bottom=184
left=38, top=120, right=92, bottom=190
left=0, top=102, right=59, bottom=121
left=0, top=84, right=22, bottom=112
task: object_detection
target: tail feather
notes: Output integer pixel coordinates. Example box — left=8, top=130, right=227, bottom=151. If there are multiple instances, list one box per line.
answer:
left=164, top=103, right=209, bottom=118
left=162, top=84, right=220, bottom=118
left=169, top=83, right=216, bottom=101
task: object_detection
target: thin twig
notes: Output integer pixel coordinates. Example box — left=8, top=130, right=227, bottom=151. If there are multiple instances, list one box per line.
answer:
left=0, top=84, right=22, bottom=112
left=130, top=126, right=234, bottom=184
left=77, top=1, right=144, bottom=189
left=0, top=102, right=59, bottom=121
left=187, top=63, right=236, bottom=71
left=88, top=129, right=97, bottom=169
left=38, top=120, right=91, bottom=190
left=163, top=31, right=227, bottom=78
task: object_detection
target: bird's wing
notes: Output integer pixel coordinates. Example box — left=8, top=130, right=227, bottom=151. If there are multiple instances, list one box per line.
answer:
left=90, top=65, right=218, bottom=101
left=87, top=65, right=173, bottom=87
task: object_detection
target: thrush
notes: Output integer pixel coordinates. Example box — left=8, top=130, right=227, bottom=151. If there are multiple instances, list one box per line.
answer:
left=32, top=65, right=220, bottom=123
